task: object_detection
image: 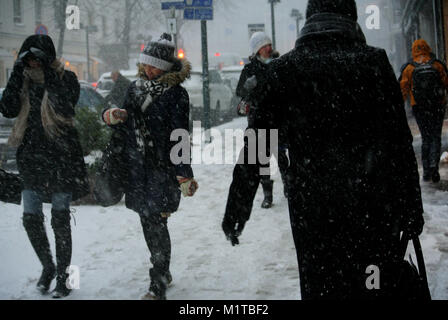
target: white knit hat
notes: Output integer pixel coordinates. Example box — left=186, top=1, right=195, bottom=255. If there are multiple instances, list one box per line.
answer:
left=249, top=32, right=272, bottom=55
left=139, top=33, right=175, bottom=71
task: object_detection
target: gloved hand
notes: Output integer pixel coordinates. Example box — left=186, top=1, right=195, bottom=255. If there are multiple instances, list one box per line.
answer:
left=222, top=217, right=246, bottom=246
left=178, top=177, right=198, bottom=197
left=29, top=47, right=53, bottom=68
left=401, top=214, right=424, bottom=239
left=103, top=108, right=128, bottom=125
left=244, top=75, right=258, bottom=92
left=13, top=58, right=25, bottom=73
left=237, top=100, right=250, bottom=116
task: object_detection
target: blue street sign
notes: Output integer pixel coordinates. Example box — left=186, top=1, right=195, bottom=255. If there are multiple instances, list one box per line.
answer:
left=184, top=0, right=213, bottom=8
left=183, top=7, right=213, bottom=20
left=35, top=24, right=48, bottom=35
left=161, top=1, right=185, bottom=10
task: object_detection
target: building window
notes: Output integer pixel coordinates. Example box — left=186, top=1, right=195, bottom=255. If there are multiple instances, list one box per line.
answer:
left=13, top=0, right=23, bottom=25
left=35, top=0, right=43, bottom=25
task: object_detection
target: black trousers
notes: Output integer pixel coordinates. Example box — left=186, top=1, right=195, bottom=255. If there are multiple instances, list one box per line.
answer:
left=412, top=104, right=445, bottom=175
left=224, top=130, right=289, bottom=223
left=139, top=212, right=171, bottom=288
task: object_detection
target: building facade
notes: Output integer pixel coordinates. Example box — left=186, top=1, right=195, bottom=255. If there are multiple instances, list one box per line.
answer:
left=401, top=0, right=447, bottom=63
left=0, top=0, right=162, bottom=88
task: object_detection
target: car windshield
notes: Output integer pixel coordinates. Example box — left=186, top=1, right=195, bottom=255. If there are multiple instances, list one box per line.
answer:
left=77, top=87, right=105, bottom=109
left=98, top=80, right=114, bottom=91
left=184, top=71, right=223, bottom=87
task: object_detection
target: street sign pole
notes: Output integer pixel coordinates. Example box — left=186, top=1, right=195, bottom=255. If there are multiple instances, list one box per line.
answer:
left=201, top=19, right=211, bottom=142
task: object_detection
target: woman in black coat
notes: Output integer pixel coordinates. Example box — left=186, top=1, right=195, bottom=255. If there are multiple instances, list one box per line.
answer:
left=103, top=34, right=198, bottom=300
left=224, top=0, right=425, bottom=299
left=0, top=35, right=89, bottom=298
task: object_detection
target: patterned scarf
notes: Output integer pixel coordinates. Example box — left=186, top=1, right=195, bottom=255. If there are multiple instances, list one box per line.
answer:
left=8, top=60, right=74, bottom=147
left=134, top=78, right=171, bottom=155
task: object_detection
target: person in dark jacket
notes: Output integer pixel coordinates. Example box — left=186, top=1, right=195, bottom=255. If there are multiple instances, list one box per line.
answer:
left=0, top=35, right=89, bottom=298
left=222, top=33, right=290, bottom=245
left=400, top=39, right=448, bottom=183
left=223, top=0, right=425, bottom=299
left=103, top=34, right=198, bottom=300
left=105, top=71, right=131, bottom=108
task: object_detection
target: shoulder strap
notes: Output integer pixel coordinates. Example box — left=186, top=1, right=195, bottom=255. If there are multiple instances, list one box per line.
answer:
left=399, top=61, right=412, bottom=81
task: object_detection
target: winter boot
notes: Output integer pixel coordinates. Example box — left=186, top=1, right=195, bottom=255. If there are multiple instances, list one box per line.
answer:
left=431, top=168, right=441, bottom=183
left=22, top=214, right=56, bottom=294
left=261, top=179, right=274, bottom=209
left=50, top=210, right=72, bottom=299
left=141, top=268, right=168, bottom=300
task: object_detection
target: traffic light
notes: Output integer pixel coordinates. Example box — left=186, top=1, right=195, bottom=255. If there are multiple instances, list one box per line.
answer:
left=178, top=49, right=185, bottom=59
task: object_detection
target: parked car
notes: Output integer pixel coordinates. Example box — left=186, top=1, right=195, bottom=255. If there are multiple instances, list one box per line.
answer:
left=95, top=70, right=138, bottom=98
left=183, top=68, right=234, bottom=127
left=77, top=82, right=107, bottom=111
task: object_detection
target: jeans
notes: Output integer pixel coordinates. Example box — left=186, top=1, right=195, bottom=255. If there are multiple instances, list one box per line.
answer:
left=22, top=190, right=72, bottom=216
left=412, top=104, right=445, bottom=174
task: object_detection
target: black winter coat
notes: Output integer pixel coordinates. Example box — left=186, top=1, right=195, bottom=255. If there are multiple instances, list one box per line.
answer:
left=236, top=54, right=280, bottom=129
left=106, top=60, right=193, bottom=215
left=0, top=35, right=89, bottom=202
left=255, top=13, right=424, bottom=299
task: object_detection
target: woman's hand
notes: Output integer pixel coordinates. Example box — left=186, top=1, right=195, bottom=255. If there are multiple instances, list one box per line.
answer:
left=177, top=177, right=198, bottom=197
left=103, top=108, right=128, bottom=125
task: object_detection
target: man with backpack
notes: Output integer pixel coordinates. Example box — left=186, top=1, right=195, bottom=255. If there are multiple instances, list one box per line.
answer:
left=400, top=39, right=448, bottom=183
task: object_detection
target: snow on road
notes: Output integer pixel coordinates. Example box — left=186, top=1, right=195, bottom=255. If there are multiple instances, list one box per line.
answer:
left=1, top=117, right=448, bottom=300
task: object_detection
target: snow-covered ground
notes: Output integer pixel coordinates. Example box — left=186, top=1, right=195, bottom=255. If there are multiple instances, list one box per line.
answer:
left=1, top=117, right=448, bottom=300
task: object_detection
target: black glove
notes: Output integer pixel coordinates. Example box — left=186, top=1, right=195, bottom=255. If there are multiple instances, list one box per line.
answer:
left=13, top=58, right=25, bottom=74
left=222, top=217, right=246, bottom=246
left=402, top=213, right=424, bottom=239
left=30, top=47, right=53, bottom=68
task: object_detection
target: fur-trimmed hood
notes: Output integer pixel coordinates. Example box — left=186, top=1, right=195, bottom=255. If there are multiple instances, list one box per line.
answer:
left=138, top=58, right=191, bottom=87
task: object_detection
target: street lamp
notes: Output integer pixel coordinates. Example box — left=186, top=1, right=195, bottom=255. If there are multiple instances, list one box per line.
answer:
left=290, top=9, right=303, bottom=39
left=268, top=0, right=280, bottom=50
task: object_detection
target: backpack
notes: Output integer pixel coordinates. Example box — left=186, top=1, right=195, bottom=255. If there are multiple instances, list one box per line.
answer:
left=411, top=59, right=446, bottom=106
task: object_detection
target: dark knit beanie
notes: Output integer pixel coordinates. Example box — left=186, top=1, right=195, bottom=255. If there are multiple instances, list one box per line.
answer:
left=139, top=33, right=175, bottom=71
left=306, top=0, right=358, bottom=21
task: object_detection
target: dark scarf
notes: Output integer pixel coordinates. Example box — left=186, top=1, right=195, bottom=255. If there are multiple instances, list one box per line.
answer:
left=296, top=13, right=366, bottom=47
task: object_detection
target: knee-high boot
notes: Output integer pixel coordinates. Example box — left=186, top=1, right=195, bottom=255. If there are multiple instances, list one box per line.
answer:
left=22, top=213, right=56, bottom=293
left=140, top=213, right=171, bottom=300
left=51, top=210, right=72, bottom=299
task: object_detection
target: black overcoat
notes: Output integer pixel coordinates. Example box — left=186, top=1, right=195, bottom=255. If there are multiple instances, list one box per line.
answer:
left=254, top=13, right=424, bottom=299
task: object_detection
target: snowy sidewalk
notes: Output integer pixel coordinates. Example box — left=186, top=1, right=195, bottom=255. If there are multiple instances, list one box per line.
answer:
left=1, top=117, right=448, bottom=300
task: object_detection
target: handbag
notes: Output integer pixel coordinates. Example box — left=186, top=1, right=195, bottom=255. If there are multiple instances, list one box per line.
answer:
left=395, top=233, right=432, bottom=300
left=93, top=128, right=128, bottom=207
left=0, top=168, right=23, bottom=205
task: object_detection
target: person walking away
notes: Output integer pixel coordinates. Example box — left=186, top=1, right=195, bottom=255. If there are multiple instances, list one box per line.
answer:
left=223, top=0, right=425, bottom=299
left=222, top=32, right=290, bottom=245
left=105, top=71, right=131, bottom=108
left=102, top=34, right=198, bottom=300
left=0, top=35, right=89, bottom=298
left=400, top=39, right=448, bottom=183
